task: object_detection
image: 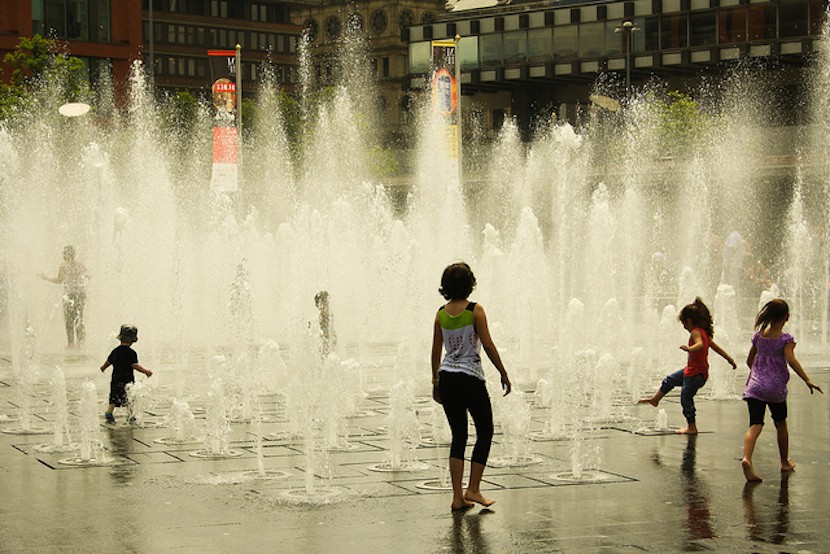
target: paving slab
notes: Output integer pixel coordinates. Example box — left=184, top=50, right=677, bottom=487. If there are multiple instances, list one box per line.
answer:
left=0, top=349, right=828, bottom=553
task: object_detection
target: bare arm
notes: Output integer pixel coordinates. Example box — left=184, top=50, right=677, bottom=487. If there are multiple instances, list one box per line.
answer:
left=39, top=265, right=63, bottom=284
left=680, top=329, right=703, bottom=352
left=132, top=363, right=153, bottom=377
left=709, top=339, right=737, bottom=369
left=431, top=317, right=443, bottom=403
left=746, top=344, right=757, bottom=370
left=784, top=343, right=822, bottom=394
left=100, top=361, right=111, bottom=372
left=473, top=304, right=511, bottom=396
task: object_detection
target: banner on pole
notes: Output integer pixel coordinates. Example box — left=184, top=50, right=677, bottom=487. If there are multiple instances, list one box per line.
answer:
left=431, top=41, right=458, bottom=118
left=208, top=49, right=239, bottom=192
left=431, top=40, right=459, bottom=170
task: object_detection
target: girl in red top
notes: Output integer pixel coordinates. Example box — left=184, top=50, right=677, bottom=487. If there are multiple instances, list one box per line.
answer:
left=639, top=297, right=737, bottom=434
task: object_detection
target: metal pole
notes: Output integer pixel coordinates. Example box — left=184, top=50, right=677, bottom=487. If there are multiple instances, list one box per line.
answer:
left=626, top=29, right=631, bottom=91
left=455, top=35, right=462, bottom=185
left=236, top=44, right=242, bottom=171
left=148, top=0, right=154, bottom=85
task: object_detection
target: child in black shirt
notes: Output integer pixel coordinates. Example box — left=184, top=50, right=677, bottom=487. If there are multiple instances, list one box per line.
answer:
left=100, top=325, right=153, bottom=423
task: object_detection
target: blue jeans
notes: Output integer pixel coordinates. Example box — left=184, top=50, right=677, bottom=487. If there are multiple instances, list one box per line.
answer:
left=660, top=369, right=707, bottom=424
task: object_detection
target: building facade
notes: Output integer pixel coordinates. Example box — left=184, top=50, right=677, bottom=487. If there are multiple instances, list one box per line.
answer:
left=0, top=0, right=142, bottom=90
left=406, top=0, right=826, bottom=135
left=291, top=0, right=446, bottom=141
left=142, top=0, right=303, bottom=94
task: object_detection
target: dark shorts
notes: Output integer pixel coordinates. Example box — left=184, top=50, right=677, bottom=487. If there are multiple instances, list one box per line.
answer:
left=109, top=379, right=133, bottom=407
left=745, top=397, right=787, bottom=426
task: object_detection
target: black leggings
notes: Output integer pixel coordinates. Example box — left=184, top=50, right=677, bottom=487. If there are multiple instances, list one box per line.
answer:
left=438, top=371, right=493, bottom=465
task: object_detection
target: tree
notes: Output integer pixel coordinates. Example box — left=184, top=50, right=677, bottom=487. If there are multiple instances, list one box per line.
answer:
left=0, top=34, right=86, bottom=120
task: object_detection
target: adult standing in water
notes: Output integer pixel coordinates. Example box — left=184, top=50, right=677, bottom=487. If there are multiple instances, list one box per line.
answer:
left=40, top=245, right=88, bottom=348
left=431, top=262, right=511, bottom=511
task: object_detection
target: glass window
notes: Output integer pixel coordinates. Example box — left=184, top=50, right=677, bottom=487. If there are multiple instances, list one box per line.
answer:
left=579, top=23, right=604, bottom=58
left=66, top=0, right=87, bottom=39
left=689, top=11, right=716, bottom=46
left=780, top=0, right=808, bottom=37
left=167, top=57, right=176, bottom=75
left=382, top=57, right=390, bottom=77
left=554, top=25, right=578, bottom=59
left=748, top=5, right=775, bottom=40
left=168, top=24, right=177, bottom=43
left=90, top=0, right=110, bottom=42
left=503, top=31, right=527, bottom=64
left=480, top=34, right=503, bottom=67
left=642, top=17, right=659, bottom=52
left=409, top=41, right=431, bottom=73
left=458, top=36, right=479, bottom=70
left=606, top=22, right=624, bottom=55
left=719, top=7, right=746, bottom=43
left=178, top=25, right=186, bottom=44
left=44, top=0, right=66, bottom=37
left=528, top=28, right=553, bottom=62
left=188, top=58, right=196, bottom=76
left=33, top=0, right=45, bottom=35
left=661, top=14, right=687, bottom=48
left=811, top=0, right=825, bottom=34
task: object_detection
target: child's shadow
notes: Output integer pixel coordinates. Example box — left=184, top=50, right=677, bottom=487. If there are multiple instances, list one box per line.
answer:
left=446, top=507, right=494, bottom=553
left=742, top=473, right=790, bottom=545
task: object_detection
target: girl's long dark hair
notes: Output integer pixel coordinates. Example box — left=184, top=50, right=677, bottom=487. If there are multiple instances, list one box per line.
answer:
left=678, top=297, right=714, bottom=337
left=755, top=298, right=789, bottom=331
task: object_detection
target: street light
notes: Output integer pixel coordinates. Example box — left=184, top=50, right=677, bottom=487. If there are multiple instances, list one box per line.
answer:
left=614, top=19, right=640, bottom=91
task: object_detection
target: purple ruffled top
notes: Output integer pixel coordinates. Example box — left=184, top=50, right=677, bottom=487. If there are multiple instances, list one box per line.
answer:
left=743, top=332, right=794, bottom=404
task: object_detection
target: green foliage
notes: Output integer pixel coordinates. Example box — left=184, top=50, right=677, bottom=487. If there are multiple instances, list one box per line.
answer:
left=656, top=90, right=716, bottom=157
left=0, top=34, right=87, bottom=121
left=160, top=90, right=201, bottom=131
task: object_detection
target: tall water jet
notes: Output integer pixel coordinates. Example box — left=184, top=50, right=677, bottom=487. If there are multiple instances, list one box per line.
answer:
left=368, top=379, right=428, bottom=472
left=34, top=367, right=76, bottom=453
left=191, top=378, right=242, bottom=459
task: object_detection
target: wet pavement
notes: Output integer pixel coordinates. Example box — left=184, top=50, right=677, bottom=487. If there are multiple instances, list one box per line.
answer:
left=1, top=348, right=828, bottom=553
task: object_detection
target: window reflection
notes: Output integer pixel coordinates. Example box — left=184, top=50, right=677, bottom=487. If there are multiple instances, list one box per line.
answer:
left=579, top=22, right=604, bottom=57
left=504, top=31, right=527, bottom=64
left=36, top=0, right=111, bottom=42
left=480, top=34, right=503, bottom=67
left=528, top=28, right=552, bottom=62
left=690, top=11, right=716, bottom=46
left=719, top=7, right=747, bottom=43
left=555, top=25, right=578, bottom=60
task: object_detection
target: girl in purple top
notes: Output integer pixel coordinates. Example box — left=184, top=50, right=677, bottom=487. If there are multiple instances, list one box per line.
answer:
left=741, top=299, right=823, bottom=482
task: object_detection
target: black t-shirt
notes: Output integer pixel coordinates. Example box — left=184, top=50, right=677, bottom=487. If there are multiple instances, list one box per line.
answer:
left=108, top=345, right=138, bottom=383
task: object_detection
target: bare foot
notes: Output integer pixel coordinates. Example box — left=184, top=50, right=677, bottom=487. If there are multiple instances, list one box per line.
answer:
left=781, top=458, right=796, bottom=472
left=742, top=458, right=763, bottom=482
left=451, top=499, right=474, bottom=512
left=464, top=491, right=496, bottom=507
left=675, top=426, right=698, bottom=435
left=638, top=397, right=659, bottom=407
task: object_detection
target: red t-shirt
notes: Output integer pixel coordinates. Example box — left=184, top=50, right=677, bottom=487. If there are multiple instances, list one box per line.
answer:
left=684, top=327, right=710, bottom=378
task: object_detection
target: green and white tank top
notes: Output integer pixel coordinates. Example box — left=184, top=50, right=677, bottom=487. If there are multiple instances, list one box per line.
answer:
left=438, top=302, right=484, bottom=381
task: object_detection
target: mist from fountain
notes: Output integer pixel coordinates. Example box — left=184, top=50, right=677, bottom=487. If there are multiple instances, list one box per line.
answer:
left=1, top=13, right=829, bottom=487
left=34, top=366, right=76, bottom=453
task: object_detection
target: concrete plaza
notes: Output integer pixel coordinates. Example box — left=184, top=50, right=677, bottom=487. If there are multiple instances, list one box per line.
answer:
left=1, top=347, right=828, bottom=553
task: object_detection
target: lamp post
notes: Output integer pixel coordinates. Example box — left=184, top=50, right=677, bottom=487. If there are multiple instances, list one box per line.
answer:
left=614, top=20, right=640, bottom=91
left=148, top=0, right=154, bottom=85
